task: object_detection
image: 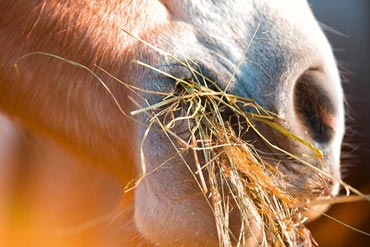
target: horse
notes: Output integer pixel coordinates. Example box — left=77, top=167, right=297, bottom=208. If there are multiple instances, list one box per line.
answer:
left=0, top=0, right=345, bottom=246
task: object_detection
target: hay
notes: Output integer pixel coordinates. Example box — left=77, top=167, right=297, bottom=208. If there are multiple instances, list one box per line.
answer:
left=126, top=47, right=369, bottom=246
left=130, top=66, right=318, bottom=246
left=15, top=39, right=370, bottom=247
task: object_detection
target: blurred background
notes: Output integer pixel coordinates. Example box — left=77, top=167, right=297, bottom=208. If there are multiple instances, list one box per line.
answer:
left=308, top=1, right=370, bottom=246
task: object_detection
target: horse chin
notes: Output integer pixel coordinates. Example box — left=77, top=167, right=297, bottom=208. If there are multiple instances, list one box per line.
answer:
left=134, top=189, right=264, bottom=246
left=133, top=154, right=265, bottom=246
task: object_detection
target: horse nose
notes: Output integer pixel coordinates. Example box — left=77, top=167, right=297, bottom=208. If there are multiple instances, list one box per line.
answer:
left=292, top=68, right=343, bottom=145
left=231, top=65, right=343, bottom=149
left=220, top=33, right=345, bottom=195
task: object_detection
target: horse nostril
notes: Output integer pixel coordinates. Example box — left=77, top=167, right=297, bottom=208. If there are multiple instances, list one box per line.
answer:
left=293, top=70, right=336, bottom=144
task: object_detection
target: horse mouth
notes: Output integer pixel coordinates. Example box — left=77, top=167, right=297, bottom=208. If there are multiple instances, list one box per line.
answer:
left=134, top=73, right=341, bottom=246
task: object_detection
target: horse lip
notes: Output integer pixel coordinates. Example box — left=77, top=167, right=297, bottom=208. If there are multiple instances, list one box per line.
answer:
left=299, top=183, right=340, bottom=222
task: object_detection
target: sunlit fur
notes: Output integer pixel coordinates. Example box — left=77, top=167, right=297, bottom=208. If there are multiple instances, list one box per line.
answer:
left=0, top=1, right=344, bottom=246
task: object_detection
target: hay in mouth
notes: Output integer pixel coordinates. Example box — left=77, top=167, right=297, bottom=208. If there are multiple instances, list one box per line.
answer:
left=130, top=60, right=330, bottom=246
left=127, top=50, right=369, bottom=245
left=15, top=41, right=370, bottom=247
